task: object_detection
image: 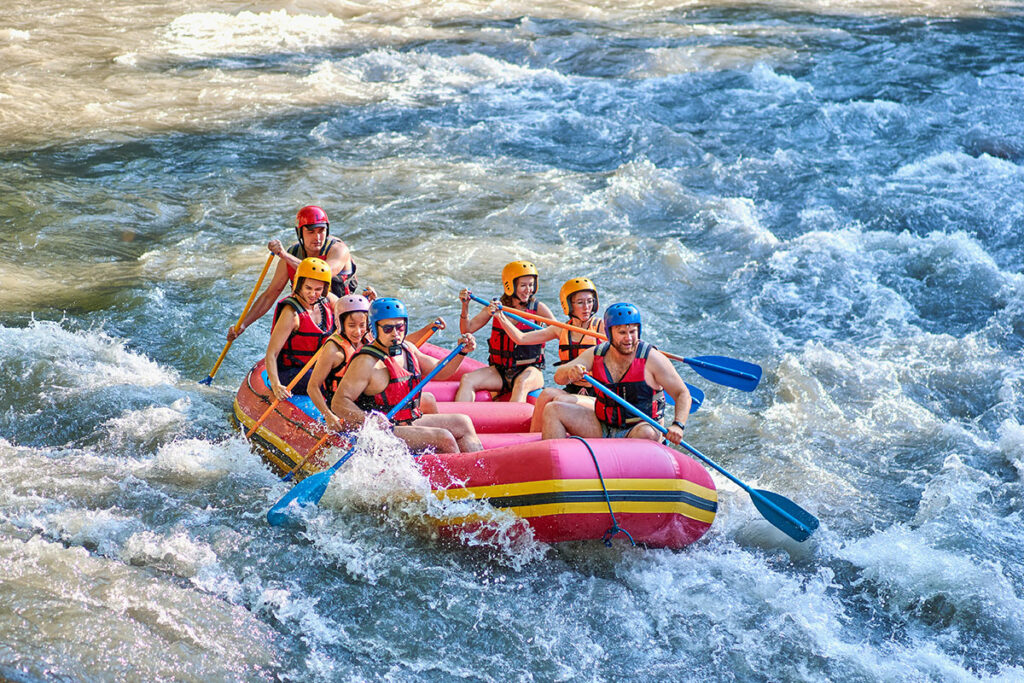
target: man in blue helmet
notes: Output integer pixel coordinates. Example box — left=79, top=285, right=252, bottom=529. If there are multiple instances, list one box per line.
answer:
left=541, top=303, right=690, bottom=444
left=334, top=298, right=484, bottom=453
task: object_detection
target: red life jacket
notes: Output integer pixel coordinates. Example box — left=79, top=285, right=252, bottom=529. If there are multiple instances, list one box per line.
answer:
left=322, top=333, right=359, bottom=403
left=354, top=342, right=422, bottom=425
left=272, top=296, right=335, bottom=371
left=592, top=340, right=665, bottom=429
left=286, top=237, right=359, bottom=297
left=556, top=317, right=602, bottom=365
left=488, top=299, right=545, bottom=370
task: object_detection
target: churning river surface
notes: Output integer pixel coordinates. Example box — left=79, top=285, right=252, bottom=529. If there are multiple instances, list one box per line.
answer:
left=3, top=0, right=1024, bottom=680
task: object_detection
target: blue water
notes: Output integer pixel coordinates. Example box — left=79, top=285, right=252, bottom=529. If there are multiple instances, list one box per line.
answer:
left=2, top=2, right=1024, bottom=680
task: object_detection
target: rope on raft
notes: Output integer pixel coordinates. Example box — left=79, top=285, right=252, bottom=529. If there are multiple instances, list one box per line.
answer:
left=569, top=435, right=635, bottom=548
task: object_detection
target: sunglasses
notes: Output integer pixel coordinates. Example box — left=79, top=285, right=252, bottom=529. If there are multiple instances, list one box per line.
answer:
left=379, top=322, right=406, bottom=334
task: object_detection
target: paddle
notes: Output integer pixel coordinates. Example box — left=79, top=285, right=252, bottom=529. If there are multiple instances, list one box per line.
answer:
left=267, top=342, right=467, bottom=526
left=467, top=292, right=762, bottom=391
left=280, top=323, right=444, bottom=483
left=246, top=344, right=328, bottom=439
left=467, top=293, right=701, bottom=413
left=200, top=252, right=275, bottom=385
left=581, top=372, right=819, bottom=542
left=668, top=383, right=703, bottom=413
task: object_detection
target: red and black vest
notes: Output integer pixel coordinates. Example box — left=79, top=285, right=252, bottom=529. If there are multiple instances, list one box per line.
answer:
left=488, top=299, right=545, bottom=370
left=354, top=342, right=422, bottom=425
left=591, top=340, right=665, bottom=429
left=286, top=237, right=359, bottom=297
left=556, top=317, right=603, bottom=365
left=322, top=333, right=359, bottom=403
left=272, top=296, right=335, bottom=372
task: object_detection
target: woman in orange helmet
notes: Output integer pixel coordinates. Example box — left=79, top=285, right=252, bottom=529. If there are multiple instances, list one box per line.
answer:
left=264, top=257, right=336, bottom=401
left=492, top=277, right=604, bottom=430
left=455, top=261, right=555, bottom=402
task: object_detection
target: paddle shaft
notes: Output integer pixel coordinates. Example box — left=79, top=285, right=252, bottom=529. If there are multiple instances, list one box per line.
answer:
left=246, top=344, right=327, bottom=439
left=203, top=252, right=275, bottom=384
left=469, top=293, right=756, bottom=382
left=580, top=372, right=815, bottom=538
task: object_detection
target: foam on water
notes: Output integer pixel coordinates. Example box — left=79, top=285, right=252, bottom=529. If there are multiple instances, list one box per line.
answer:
left=998, top=419, right=1024, bottom=482
left=99, top=399, right=189, bottom=450
left=120, top=529, right=220, bottom=579
left=840, top=522, right=1024, bottom=649
left=0, top=318, right=173, bottom=392
left=299, top=421, right=549, bottom=572
left=0, top=534, right=277, bottom=680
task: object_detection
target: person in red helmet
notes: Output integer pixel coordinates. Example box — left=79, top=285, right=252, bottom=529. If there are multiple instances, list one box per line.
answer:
left=227, top=205, right=365, bottom=342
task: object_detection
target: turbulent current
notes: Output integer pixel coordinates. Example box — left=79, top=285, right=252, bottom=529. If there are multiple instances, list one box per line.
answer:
left=2, top=1, right=1024, bottom=680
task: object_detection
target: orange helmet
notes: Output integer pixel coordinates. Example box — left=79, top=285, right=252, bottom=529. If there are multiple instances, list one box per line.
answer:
left=295, top=205, right=329, bottom=242
left=501, top=260, right=539, bottom=297
left=293, top=257, right=332, bottom=294
left=559, top=277, right=598, bottom=317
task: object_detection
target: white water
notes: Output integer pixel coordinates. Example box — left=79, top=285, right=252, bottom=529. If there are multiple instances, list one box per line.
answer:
left=3, top=0, right=1024, bottom=680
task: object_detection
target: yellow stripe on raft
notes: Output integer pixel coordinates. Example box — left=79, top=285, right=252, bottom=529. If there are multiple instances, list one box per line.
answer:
left=233, top=399, right=303, bottom=473
left=433, top=478, right=718, bottom=525
left=439, top=477, right=717, bottom=502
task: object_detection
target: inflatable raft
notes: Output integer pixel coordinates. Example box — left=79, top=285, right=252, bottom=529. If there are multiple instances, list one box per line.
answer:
left=234, top=343, right=717, bottom=549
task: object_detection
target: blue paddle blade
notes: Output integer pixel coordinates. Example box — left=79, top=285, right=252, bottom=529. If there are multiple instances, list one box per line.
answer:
left=663, top=382, right=704, bottom=413
left=685, top=383, right=703, bottom=414
left=198, top=376, right=213, bottom=386
left=750, top=488, right=819, bottom=542
left=663, top=383, right=703, bottom=413
left=267, top=466, right=335, bottom=526
left=685, top=355, right=762, bottom=392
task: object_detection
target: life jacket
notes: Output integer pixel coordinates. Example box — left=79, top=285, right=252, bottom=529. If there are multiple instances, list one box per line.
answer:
left=272, top=296, right=335, bottom=372
left=556, top=317, right=602, bottom=365
left=488, top=299, right=545, bottom=370
left=321, top=333, right=359, bottom=404
left=354, top=342, right=422, bottom=425
left=591, top=340, right=665, bottom=429
left=286, top=237, right=359, bottom=297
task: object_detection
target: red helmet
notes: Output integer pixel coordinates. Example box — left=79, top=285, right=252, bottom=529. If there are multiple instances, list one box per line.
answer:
left=295, top=205, right=330, bottom=241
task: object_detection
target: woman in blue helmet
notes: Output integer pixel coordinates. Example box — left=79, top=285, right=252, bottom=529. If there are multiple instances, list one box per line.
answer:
left=333, top=298, right=484, bottom=454
left=541, top=303, right=691, bottom=444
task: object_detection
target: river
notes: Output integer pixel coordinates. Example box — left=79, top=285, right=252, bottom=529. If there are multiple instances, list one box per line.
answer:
left=2, top=1, right=1023, bottom=680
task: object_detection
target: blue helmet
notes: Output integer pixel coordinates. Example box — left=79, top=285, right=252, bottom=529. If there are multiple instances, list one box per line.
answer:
left=604, top=302, right=642, bottom=338
left=368, top=297, right=408, bottom=333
